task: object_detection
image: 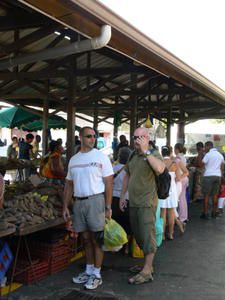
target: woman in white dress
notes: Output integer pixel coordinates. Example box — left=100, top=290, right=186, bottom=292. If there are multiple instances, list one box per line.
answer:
left=159, top=146, right=181, bottom=240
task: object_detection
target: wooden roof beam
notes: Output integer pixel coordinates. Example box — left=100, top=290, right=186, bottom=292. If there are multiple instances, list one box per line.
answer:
left=0, top=15, right=55, bottom=31
left=0, top=23, right=61, bottom=56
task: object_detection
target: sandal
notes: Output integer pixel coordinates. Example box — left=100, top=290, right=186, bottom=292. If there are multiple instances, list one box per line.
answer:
left=129, top=265, right=154, bottom=274
left=129, top=265, right=142, bottom=273
left=128, top=272, right=153, bottom=285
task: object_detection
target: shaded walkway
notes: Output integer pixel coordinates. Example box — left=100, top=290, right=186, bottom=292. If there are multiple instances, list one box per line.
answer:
left=9, top=203, right=225, bottom=300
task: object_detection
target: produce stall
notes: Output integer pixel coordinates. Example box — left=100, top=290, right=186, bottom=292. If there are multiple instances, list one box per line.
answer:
left=0, top=180, right=82, bottom=297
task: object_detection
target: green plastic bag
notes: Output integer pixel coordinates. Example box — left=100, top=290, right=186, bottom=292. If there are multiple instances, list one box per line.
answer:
left=104, top=218, right=128, bottom=249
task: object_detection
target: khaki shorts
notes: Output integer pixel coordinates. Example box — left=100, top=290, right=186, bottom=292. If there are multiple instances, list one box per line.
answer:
left=73, top=193, right=105, bottom=232
left=202, top=176, right=221, bottom=196
left=129, top=206, right=157, bottom=255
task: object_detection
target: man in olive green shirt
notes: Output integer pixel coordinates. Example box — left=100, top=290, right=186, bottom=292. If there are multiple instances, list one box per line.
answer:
left=120, top=127, right=165, bottom=285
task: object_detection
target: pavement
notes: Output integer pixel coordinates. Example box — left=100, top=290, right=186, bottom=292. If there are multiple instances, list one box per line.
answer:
left=7, top=202, right=225, bottom=300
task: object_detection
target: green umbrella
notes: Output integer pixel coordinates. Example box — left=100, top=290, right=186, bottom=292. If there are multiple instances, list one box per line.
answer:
left=0, top=107, right=40, bottom=128
left=22, top=115, right=81, bottom=132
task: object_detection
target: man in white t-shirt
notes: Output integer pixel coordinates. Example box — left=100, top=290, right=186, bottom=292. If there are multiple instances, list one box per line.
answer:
left=63, top=126, right=113, bottom=290
left=201, top=141, right=224, bottom=219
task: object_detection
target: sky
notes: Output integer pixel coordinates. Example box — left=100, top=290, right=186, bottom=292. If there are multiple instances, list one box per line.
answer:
left=99, top=0, right=225, bottom=92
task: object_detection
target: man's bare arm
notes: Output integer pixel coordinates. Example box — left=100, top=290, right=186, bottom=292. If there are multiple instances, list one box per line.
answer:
left=104, top=175, right=113, bottom=207
left=63, top=179, right=74, bottom=220
left=104, top=175, right=113, bottom=219
left=146, top=155, right=165, bottom=174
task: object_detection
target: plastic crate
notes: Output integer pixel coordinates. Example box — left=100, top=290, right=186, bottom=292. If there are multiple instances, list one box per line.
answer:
left=14, top=259, right=49, bottom=284
left=0, top=241, right=13, bottom=281
left=49, top=258, right=69, bottom=275
left=29, top=240, right=71, bottom=261
left=29, top=229, right=68, bottom=244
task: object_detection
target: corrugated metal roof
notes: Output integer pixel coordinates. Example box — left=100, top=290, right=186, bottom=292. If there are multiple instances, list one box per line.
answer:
left=0, top=0, right=224, bottom=123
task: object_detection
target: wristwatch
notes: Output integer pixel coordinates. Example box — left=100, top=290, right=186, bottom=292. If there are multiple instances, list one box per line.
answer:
left=144, top=150, right=152, bottom=157
left=105, top=204, right=111, bottom=210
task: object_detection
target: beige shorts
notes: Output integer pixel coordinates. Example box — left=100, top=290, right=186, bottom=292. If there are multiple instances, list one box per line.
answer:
left=73, top=193, right=105, bottom=232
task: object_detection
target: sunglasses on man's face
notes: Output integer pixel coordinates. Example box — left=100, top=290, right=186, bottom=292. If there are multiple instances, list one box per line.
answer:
left=83, top=134, right=96, bottom=139
left=133, top=135, right=145, bottom=140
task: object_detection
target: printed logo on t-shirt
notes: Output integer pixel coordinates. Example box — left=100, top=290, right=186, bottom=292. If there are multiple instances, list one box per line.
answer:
left=70, top=162, right=103, bottom=169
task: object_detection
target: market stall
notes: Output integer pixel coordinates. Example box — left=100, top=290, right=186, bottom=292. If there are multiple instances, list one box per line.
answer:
left=0, top=180, right=81, bottom=297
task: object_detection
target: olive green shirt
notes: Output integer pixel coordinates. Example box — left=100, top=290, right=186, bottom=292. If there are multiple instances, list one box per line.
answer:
left=125, top=150, right=162, bottom=208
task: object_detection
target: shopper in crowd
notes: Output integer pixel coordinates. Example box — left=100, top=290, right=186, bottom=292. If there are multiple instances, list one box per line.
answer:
left=120, top=127, right=165, bottom=284
left=63, top=126, right=113, bottom=290
left=7, top=136, right=18, bottom=159
left=18, top=133, right=34, bottom=180
left=19, top=133, right=34, bottom=160
left=74, top=135, right=81, bottom=154
left=32, top=134, right=41, bottom=158
left=159, top=146, right=180, bottom=240
left=115, top=135, right=129, bottom=161
left=201, top=141, right=224, bottom=219
left=191, top=142, right=205, bottom=202
left=40, top=140, right=65, bottom=185
left=112, top=147, right=132, bottom=254
left=174, top=143, right=189, bottom=224
left=75, top=135, right=81, bottom=146
left=57, top=138, right=65, bottom=153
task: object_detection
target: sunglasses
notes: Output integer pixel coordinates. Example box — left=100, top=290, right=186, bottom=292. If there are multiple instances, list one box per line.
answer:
left=83, top=134, right=96, bottom=139
left=133, top=135, right=145, bottom=140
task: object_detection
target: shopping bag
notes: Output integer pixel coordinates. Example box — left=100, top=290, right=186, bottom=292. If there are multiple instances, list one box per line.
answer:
left=131, top=238, right=144, bottom=258
left=131, top=203, right=164, bottom=258
left=104, top=218, right=128, bottom=249
left=155, top=202, right=164, bottom=247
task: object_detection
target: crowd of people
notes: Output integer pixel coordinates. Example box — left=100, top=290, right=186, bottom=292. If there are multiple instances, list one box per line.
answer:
left=1, top=127, right=225, bottom=290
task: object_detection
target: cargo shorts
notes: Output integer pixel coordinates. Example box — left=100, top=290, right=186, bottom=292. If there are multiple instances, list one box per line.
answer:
left=129, top=206, right=157, bottom=255
left=73, top=193, right=105, bottom=233
left=202, top=176, right=221, bottom=196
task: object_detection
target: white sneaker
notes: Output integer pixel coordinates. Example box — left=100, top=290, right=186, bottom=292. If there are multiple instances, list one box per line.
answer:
left=72, top=272, right=90, bottom=284
left=84, top=274, right=102, bottom=290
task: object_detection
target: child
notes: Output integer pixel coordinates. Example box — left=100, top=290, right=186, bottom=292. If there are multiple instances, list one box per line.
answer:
left=218, top=177, right=225, bottom=215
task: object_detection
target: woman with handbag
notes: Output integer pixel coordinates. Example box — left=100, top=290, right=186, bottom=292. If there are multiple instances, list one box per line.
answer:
left=159, top=146, right=181, bottom=240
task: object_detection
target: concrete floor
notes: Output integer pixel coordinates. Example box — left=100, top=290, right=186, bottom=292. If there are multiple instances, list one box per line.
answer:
left=7, top=202, right=225, bottom=300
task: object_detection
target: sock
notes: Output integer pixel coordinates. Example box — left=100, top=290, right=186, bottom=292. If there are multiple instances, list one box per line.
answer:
left=93, top=267, right=101, bottom=278
left=86, top=264, right=94, bottom=275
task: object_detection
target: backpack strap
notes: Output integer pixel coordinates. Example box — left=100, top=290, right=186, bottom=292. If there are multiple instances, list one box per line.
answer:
left=113, top=166, right=125, bottom=178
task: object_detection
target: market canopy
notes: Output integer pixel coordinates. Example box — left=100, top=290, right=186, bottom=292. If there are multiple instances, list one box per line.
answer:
left=0, top=107, right=40, bottom=129
left=22, top=115, right=81, bottom=132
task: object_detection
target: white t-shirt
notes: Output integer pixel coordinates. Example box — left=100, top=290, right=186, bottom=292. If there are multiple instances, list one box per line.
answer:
left=202, top=148, right=224, bottom=177
left=113, top=163, right=129, bottom=200
left=66, top=148, right=114, bottom=197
